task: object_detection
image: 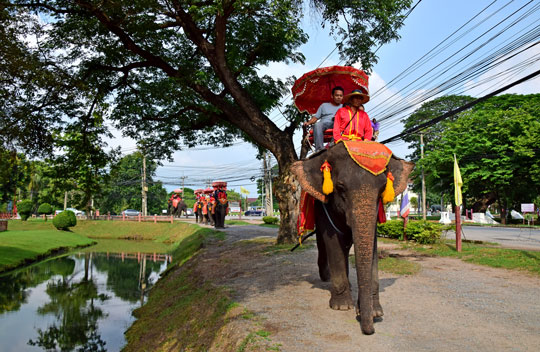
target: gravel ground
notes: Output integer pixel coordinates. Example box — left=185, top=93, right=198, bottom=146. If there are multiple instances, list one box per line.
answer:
left=204, top=225, right=540, bottom=352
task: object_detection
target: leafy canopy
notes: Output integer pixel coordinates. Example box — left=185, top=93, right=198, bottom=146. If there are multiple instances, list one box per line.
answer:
left=418, top=94, right=540, bottom=210
left=2, top=0, right=413, bottom=158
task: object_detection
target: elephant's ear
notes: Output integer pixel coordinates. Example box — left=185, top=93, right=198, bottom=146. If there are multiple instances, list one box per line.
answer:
left=291, top=157, right=327, bottom=203
left=388, top=156, right=415, bottom=196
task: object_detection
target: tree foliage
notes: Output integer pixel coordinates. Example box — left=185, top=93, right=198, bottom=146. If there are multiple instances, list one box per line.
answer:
left=96, top=152, right=167, bottom=215
left=2, top=0, right=413, bottom=243
left=418, top=94, right=540, bottom=215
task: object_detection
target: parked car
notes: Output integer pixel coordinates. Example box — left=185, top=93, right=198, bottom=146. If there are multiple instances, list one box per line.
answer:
left=186, top=208, right=193, bottom=216
left=123, top=209, right=140, bottom=216
left=66, top=208, right=85, bottom=216
left=56, top=208, right=85, bottom=216
left=244, top=209, right=264, bottom=216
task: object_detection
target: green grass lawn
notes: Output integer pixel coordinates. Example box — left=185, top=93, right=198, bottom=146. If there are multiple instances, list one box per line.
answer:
left=1, top=219, right=212, bottom=273
left=396, top=239, right=540, bottom=276
left=0, top=226, right=94, bottom=273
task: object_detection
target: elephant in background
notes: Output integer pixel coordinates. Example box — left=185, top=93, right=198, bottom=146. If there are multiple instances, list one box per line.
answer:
left=214, top=199, right=228, bottom=228
left=168, top=199, right=188, bottom=218
left=291, top=142, right=414, bottom=335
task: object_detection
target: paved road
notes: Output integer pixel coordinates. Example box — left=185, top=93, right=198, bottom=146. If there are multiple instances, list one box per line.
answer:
left=444, top=225, right=540, bottom=250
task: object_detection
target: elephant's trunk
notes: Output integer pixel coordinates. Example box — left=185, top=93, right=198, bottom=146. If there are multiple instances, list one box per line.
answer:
left=349, top=186, right=379, bottom=335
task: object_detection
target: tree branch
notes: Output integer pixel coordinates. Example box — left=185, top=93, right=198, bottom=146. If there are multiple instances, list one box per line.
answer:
left=74, top=0, right=180, bottom=77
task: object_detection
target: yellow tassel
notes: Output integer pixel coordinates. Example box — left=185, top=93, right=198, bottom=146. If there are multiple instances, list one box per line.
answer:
left=382, top=172, right=395, bottom=204
left=320, top=160, right=333, bottom=195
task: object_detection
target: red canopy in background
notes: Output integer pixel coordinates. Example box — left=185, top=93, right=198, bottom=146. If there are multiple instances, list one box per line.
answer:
left=291, top=65, right=369, bottom=115
left=173, top=188, right=182, bottom=193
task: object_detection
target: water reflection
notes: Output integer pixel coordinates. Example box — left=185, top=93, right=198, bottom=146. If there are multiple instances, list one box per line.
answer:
left=0, top=252, right=170, bottom=351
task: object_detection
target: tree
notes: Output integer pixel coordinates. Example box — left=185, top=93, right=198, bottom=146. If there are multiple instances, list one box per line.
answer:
left=96, top=152, right=168, bottom=215
left=50, top=108, right=118, bottom=216
left=3, top=1, right=413, bottom=243
left=419, top=94, right=540, bottom=223
left=37, top=203, right=53, bottom=221
left=17, top=199, right=33, bottom=221
left=410, top=196, right=418, bottom=212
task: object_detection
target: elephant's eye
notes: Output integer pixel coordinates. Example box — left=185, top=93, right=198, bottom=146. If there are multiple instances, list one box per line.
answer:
left=336, top=182, right=346, bottom=192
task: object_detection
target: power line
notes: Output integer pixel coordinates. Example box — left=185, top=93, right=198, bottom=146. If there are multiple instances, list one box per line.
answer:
left=380, top=68, right=540, bottom=144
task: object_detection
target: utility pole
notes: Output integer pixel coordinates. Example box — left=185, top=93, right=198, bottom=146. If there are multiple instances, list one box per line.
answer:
left=141, top=153, right=147, bottom=217
left=266, top=153, right=274, bottom=216
left=64, top=191, right=68, bottom=210
left=180, top=175, right=187, bottom=194
left=263, top=151, right=273, bottom=216
left=420, top=133, right=427, bottom=220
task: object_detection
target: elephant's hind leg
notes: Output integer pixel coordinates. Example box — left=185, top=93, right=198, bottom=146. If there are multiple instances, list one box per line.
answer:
left=372, top=233, right=384, bottom=318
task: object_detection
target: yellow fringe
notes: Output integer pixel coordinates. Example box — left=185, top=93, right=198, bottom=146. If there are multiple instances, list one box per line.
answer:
left=321, top=160, right=333, bottom=195
left=382, top=172, right=395, bottom=204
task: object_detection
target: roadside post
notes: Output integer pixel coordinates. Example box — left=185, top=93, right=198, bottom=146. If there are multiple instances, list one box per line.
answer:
left=454, top=154, right=463, bottom=252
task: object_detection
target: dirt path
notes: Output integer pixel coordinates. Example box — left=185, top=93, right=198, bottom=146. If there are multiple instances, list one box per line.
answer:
left=198, top=225, right=540, bottom=351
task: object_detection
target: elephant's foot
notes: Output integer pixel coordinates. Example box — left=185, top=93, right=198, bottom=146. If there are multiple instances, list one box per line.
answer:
left=372, top=300, right=384, bottom=318
left=329, top=291, right=354, bottom=311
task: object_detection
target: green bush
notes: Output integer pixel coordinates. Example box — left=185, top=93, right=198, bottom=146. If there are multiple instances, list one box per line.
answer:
left=262, top=216, right=279, bottom=225
left=18, top=200, right=33, bottom=221
left=377, top=220, right=405, bottom=239
left=377, top=219, right=443, bottom=244
left=406, top=220, right=443, bottom=244
left=52, top=210, right=77, bottom=230
left=37, top=203, right=53, bottom=215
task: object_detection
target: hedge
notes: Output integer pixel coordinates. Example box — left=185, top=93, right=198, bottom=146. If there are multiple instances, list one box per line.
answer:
left=262, top=216, right=279, bottom=225
left=377, top=220, right=446, bottom=244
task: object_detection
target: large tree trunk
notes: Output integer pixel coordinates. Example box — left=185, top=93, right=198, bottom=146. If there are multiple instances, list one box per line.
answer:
left=273, top=164, right=301, bottom=244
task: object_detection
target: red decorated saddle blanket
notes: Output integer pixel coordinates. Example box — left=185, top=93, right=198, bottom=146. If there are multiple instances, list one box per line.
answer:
left=297, top=190, right=315, bottom=237
left=341, top=140, right=392, bottom=175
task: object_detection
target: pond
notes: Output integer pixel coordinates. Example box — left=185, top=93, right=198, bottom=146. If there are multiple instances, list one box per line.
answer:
left=0, top=248, right=171, bottom=351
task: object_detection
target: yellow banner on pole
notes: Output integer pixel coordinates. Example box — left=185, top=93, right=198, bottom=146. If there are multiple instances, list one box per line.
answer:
left=240, top=186, right=250, bottom=195
left=454, top=154, right=463, bottom=206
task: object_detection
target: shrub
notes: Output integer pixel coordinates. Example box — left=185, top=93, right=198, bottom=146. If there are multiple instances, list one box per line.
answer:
left=377, top=220, right=405, bottom=239
left=377, top=219, right=443, bottom=244
left=18, top=200, right=33, bottom=221
left=406, top=220, right=443, bottom=244
left=37, top=203, right=53, bottom=222
left=53, top=210, right=77, bottom=230
left=262, top=216, right=279, bottom=225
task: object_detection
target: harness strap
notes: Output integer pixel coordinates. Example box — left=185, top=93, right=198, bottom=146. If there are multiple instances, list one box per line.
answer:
left=322, top=202, right=346, bottom=236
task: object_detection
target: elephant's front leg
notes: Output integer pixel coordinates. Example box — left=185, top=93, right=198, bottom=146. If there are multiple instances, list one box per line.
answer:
left=316, top=205, right=354, bottom=310
left=351, top=188, right=379, bottom=335
left=324, top=231, right=354, bottom=310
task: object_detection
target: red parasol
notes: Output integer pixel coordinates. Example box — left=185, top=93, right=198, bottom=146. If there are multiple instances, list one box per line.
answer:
left=204, top=188, right=214, bottom=194
left=291, top=65, right=369, bottom=115
left=173, top=188, right=182, bottom=193
left=194, top=189, right=204, bottom=194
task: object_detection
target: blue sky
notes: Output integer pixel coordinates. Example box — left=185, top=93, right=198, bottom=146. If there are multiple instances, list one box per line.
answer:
left=105, top=0, right=540, bottom=196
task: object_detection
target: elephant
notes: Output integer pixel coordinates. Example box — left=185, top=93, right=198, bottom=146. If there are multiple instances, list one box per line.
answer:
left=291, top=141, right=414, bottom=335
left=214, top=199, right=228, bottom=228
left=168, top=199, right=188, bottom=218
left=175, top=200, right=188, bottom=218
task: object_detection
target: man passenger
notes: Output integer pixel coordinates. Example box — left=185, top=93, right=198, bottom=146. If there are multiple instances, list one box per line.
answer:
left=303, top=86, right=344, bottom=151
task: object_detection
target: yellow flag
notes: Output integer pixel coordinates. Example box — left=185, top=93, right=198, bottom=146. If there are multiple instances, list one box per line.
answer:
left=240, top=186, right=250, bottom=195
left=454, top=154, right=463, bottom=206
